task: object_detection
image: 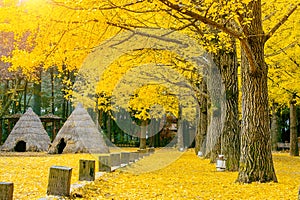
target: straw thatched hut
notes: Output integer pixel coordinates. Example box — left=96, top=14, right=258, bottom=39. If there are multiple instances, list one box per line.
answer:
left=1, top=108, right=51, bottom=152
left=48, top=103, right=109, bottom=154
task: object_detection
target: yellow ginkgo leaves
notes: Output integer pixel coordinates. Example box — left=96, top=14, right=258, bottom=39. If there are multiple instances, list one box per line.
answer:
left=79, top=150, right=300, bottom=200
left=0, top=150, right=299, bottom=199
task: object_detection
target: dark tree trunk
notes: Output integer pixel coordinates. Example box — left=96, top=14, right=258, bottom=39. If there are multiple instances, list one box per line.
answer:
left=183, top=120, right=190, bottom=148
left=219, top=44, right=240, bottom=171
left=32, top=81, right=41, bottom=116
left=148, top=118, right=160, bottom=147
left=154, top=119, right=161, bottom=147
left=194, top=79, right=208, bottom=155
left=289, top=99, right=299, bottom=156
left=205, top=54, right=223, bottom=163
left=177, top=119, right=184, bottom=150
left=32, top=70, right=42, bottom=116
left=271, top=102, right=279, bottom=151
left=177, top=106, right=184, bottom=150
left=236, top=0, right=277, bottom=183
left=238, top=49, right=277, bottom=182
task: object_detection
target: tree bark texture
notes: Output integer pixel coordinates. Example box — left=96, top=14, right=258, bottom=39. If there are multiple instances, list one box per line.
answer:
left=177, top=106, right=184, bottom=150
left=237, top=0, right=277, bottom=183
left=195, top=79, right=208, bottom=155
left=205, top=56, right=223, bottom=163
left=271, top=103, right=279, bottom=151
left=289, top=100, right=299, bottom=156
left=219, top=44, right=240, bottom=171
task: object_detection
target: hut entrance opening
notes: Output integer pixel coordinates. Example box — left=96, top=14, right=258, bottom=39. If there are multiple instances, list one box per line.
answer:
left=14, top=140, right=26, bottom=152
left=57, top=138, right=66, bottom=154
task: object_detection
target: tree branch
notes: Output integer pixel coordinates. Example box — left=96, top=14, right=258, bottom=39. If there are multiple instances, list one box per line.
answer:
left=265, top=3, right=299, bottom=41
left=158, top=0, right=243, bottom=39
left=49, top=0, right=146, bottom=11
left=106, top=22, right=187, bottom=46
left=240, top=38, right=260, bottom=74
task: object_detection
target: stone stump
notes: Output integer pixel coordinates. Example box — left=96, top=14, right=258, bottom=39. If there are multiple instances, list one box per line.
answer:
left=129, top=152, right=137, bottom=162
left=47, top=166, right=72, bottom=196
left=121, top=152, right=130, bottom=165
left=79, top=160, right=95, bottom=181
left=110, top=153, right=121, bottom=167
left=98, top=155, right=111, bottom=172
left=0, top=182, right=13, bottom=200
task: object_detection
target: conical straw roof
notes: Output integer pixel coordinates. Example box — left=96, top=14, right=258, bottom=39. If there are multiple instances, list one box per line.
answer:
left=1, top=108, right=51, bottom=152
left=48, top=103, right=109, bottom=154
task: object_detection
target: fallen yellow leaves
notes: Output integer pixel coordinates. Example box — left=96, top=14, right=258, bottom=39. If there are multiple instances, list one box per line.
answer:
left=0, top=150, right=299, bottom=199
left=0, top=152, right=95, bottom=200
left=79, top=150, right=300, bottom=200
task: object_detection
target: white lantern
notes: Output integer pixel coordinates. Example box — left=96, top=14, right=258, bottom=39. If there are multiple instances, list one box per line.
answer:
left=197, top=151, right=203, bottom=157
left=216, top=155, right=226, bottom=172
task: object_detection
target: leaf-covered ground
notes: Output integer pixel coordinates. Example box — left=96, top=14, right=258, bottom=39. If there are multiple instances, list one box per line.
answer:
left=0, top=152, right=95, bottom=199
left=0, top=149, right=299, bottom=199
left=76, top=149, right=300, bottom=200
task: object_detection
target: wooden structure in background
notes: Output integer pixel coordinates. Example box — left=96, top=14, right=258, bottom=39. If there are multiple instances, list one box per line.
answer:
left=40, top=114, right=62, bottom=141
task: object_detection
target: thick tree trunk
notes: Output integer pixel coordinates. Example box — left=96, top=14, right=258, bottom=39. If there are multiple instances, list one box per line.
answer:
left=237, top=0, right=277, bottom=183
left=238, top=51, right=277, bottom=182
left=238, top=41, right=277, bottom=183
left=194, top=79, right=208, bottom=155
left=205, top=58, right=222, bottom=163
left=177, top=119, right=184, bottom=151
left=219, top=45, right=240, bottom=171
left=289, top=99, right=299, bottom=156
left=271, top=102, right=279, bottom=151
